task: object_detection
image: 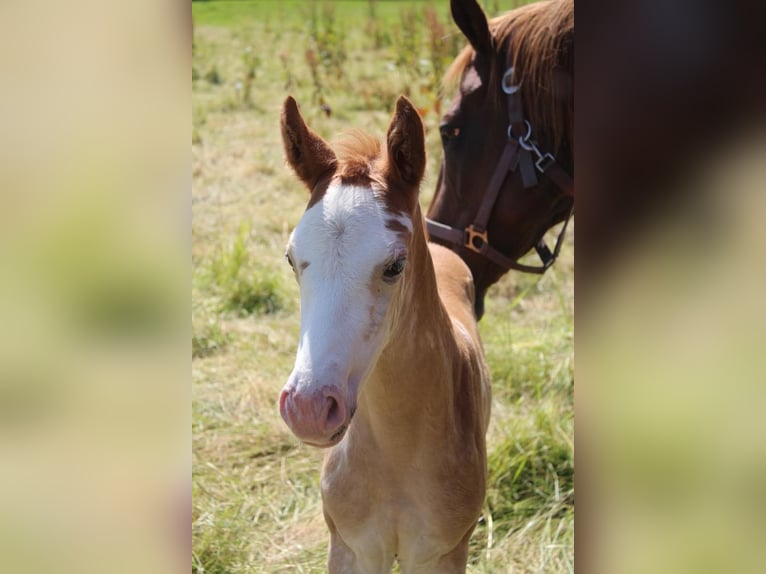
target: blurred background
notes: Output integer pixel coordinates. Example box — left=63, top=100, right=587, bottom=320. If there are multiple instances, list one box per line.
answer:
left=0, top=1, right=188, bottom=573
left=0, top=0, right=763, bottom=573
left=576, top=0, right=766, bottom=572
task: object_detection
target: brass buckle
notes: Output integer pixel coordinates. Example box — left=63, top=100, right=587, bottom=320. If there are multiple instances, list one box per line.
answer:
left=465, top=225, right=488, bottom=253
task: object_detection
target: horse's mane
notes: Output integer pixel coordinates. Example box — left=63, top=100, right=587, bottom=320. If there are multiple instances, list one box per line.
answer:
left=444, top=0, right=573, bottom=157
left=333, top=129, right=382, bottom=182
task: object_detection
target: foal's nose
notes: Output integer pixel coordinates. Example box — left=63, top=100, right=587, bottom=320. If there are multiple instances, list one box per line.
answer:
left=279, top=385, right=347, bottom=446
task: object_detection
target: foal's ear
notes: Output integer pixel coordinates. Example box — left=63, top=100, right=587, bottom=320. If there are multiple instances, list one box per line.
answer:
left=280, top=96, right=337, bottom=189
left=451, top=0, right=493, bottom=55
left=385, top=96, right=426, bottom=191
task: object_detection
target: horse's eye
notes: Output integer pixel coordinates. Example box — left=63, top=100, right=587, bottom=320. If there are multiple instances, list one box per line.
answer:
left=439, top=124, right=461, bottom=142
left=383, top=257, right=406, bottom=282
left=285, top=252, right=295, bottom=270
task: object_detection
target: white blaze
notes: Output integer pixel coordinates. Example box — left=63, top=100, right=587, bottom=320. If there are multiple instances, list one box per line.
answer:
left=286, top=182, right=412, bottom=407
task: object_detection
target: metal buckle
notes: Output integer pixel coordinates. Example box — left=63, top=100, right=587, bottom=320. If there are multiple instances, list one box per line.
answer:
left=535, top=153, right=556, bottom=173
left=465, top=225, right=488, bottom=253
left=512, top=120, right=559, bottom=173
left=501, top=66, right=519, bottom=95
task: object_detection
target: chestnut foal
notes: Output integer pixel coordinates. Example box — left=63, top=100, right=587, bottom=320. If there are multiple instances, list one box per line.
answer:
left=278, top=96, right=490, bottom=573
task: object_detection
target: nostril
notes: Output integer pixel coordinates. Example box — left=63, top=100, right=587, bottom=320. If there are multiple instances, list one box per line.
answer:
left=322, top=393, right=345, bottom=433
left=278, top=388, right=293, bottom=422
left=280, top=384, right=348, bottom=442
left=326, top=396, right=339, bottom=421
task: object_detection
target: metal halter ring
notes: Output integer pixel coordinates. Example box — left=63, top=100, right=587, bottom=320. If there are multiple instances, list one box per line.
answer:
left=501, top=66, right=519, bottom=95
left=507, top=120, right=532, bottom=143
left=517, top=120, right=537, bottom=151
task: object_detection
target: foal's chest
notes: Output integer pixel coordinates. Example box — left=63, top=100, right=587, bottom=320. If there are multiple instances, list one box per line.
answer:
left=321, top=439, right=484, bottom=562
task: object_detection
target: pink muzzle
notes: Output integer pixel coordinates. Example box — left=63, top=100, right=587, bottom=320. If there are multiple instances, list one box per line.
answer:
left=279, top=384, right=349, bottom=447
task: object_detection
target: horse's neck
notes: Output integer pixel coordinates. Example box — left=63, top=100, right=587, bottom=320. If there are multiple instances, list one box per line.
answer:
left=356, top=207, right=459, bottom=447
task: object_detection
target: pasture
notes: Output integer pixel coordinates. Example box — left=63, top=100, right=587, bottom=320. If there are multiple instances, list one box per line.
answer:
left=192, top=1, right=573, bottom=572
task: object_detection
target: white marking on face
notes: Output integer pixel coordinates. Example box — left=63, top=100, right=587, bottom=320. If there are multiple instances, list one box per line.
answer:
left=285, top=182, right=412, bottom=409
left=461, top=65, right=483, bottom=95
left=388, top=212, right=413, bottom=233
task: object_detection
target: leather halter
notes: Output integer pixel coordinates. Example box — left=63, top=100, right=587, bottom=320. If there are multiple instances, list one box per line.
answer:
left=426, top=63, right=574, bottom=274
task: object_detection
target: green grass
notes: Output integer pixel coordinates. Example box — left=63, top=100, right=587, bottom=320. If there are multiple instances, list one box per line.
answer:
left=202, top=222, right=290, bottom=316
left=192, top=1, right=572, bottom=572
left=192, top=1, right=443, bottom=29
left=193, top=318, right=231, bottom=358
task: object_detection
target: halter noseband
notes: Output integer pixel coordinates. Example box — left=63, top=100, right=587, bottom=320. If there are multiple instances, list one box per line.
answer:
left=426, top=64, right=574, bottom=275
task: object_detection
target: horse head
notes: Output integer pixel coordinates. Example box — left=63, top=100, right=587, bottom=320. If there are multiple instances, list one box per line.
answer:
left=278, top=96, right=426, bottom=447
left=427, top=0, right=574, bottom=318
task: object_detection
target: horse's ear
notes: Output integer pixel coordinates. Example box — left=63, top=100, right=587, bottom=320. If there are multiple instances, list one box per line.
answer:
left=385, top=96, right=426, bottom=193
left=451, top=0, right=493, bottom=55
left=280, top=96, right=337, bottom=190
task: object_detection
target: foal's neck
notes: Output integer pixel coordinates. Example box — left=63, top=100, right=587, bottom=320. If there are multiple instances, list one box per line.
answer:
left=356, top=205, right=458, bottom=445
left=390, top=204, right=452, bottom=351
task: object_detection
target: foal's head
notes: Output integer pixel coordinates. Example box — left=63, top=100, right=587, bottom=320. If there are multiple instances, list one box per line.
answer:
left=278, top=96, right=426, bottom=447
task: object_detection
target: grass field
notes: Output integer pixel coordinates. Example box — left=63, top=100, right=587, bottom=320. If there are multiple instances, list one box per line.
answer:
left=191, top=1, right=573, bottom=572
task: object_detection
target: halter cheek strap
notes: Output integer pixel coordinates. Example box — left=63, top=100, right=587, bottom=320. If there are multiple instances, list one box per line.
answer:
left=426, top=62, right=574, bottom=275
left=504, top=69, right=539, bottom=190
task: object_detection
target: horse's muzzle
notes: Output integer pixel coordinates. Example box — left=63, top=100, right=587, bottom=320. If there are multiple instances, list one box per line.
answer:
left=279, top=384, right=349, bottom=447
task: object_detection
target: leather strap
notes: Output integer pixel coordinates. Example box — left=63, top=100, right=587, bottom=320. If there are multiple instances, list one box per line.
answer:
left=474, top=205, right=573, bottom=274
left=426, top=213, right=573, bottom=275
left=505, top=63, right=538, bottom=190
left=425, top=40, right=574, bottom=275
left=426, top=218, right=465, bottom=245
left=473, top=141, right=519, bottom=231
left=519, top=148, right=539, bottom=188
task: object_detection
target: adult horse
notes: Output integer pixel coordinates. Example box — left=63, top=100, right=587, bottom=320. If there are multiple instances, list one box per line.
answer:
left=426, top=0, right=574, bottom=318
left=278, top=96, right=491, bottom=573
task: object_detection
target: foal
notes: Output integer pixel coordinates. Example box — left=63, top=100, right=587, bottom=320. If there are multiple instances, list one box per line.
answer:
left=278, top=96, right=491, bottom=573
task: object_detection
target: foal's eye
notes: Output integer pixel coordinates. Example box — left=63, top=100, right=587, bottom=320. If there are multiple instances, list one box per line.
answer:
left=383, top=257, right=406, bottom=282
left=439, top=124, right=461, bottom=142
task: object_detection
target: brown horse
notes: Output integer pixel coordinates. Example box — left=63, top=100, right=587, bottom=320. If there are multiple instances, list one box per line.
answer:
left=426, top=0, right=574, bottom=318
left=278, top=96, right=491, bottom=573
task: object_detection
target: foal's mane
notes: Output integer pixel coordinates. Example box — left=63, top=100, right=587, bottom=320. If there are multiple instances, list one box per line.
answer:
left=445, top=0, right=574, bottom=156
left=333, top=129, right=382, bottom=182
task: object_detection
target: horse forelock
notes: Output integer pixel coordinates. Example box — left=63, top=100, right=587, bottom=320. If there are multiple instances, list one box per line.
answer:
left=331, top=129, right=418, bottom=218
left=444, top=0, right=574, bottom=158
left=333, top=130, right=382, bottom=185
